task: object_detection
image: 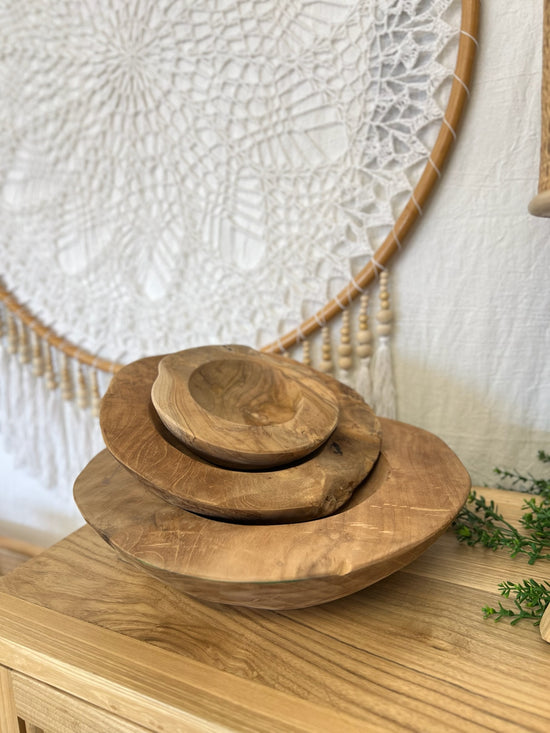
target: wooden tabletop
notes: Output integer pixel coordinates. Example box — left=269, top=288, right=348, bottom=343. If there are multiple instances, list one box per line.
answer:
left=0, top=487, right=549, bottom=732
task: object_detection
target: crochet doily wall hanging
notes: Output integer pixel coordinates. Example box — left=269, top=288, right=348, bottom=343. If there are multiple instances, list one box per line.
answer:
left=0, top=0, right=479, bottom=493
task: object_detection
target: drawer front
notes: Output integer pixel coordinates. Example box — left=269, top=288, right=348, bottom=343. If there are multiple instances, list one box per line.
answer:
left=12, top=671, right=152, bottom=733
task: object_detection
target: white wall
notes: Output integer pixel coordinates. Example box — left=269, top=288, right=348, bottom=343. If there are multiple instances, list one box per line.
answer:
left=393, top=1, right=550, bottom=485
left=0, top=444, right=84, bottom=546
left=2, top=1, right=550, bottom=547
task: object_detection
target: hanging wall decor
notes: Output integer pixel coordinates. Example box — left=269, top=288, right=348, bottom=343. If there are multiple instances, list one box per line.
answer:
left=0, top=0, right=479, bottom=493
left=530, top=0, right=550, bottom=217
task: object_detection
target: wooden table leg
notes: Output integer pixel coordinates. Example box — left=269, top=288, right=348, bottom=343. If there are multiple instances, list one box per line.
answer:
left=0, top=665, right=20, bottom=733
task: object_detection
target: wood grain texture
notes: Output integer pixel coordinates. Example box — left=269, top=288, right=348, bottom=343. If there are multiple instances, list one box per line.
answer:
left=0, top=593, right=356, bottom=733
left=101, top=355, right=381, bottom=523
left=22, top=725, right=44, bottom=733
left=0, top=538, right=43, bottom=577
left=75, top=418, right=470, bottom=609
left=151, top=345, right=340, bottom=469
left=12, top=672, right=151, bottom=733
left=0, top=549, right=33, bottom=577
left=0, top=665, right=20, bottom=733
left=20, top=725, right=43, bottom=733
left=1, top=486, right=549, bottom=732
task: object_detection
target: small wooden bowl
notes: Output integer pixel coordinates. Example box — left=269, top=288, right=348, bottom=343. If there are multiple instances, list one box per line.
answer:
left=100, top=355, right=381, bottom=523
left=151, top=345, right=340, bottom=468
left=74, top=418, right=471, bottom=610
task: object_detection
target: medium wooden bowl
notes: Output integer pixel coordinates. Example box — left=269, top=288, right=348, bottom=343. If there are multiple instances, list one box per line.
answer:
left=151, top=345, right=340, bottom=468
left=74, top=418, right=471, bottom=610
left=100, top=355, right=381, bottom=523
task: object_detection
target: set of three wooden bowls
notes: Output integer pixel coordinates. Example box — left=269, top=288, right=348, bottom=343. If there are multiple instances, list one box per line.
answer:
left=74, top=344, right=470, bottom=610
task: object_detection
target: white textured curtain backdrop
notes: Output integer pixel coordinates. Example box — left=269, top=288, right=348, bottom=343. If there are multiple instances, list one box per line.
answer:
left=2, top=0, right=550, bottom=545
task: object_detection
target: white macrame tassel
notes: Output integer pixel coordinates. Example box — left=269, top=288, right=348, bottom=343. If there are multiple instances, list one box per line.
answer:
left=14, top=324, right=34, bottom=471
left=89, top=367, right=104, bottom=456
left=372, top=271, right=396, bottom=418
left=0, top=315, right=105, bottom=493
left=29, top=332, right=48, bottom=480
left=0, top=306, right=9, bottom=439
left=337, top=309, right=353, bottom=386
left=354, top=294, right=374, bottom=406
left=5, top=313, right=21, bottom=455
left=76, top=363, right=102, bottom=472
left=60, top=353, right=87, bottom=491
left=44, top=344, right=63, bottom=488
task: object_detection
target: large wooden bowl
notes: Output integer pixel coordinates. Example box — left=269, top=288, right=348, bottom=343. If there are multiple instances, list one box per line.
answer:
left=74, top=418, right=471, bottom=610
left=100, top=355, right=381, bottom=523
left=151, top=345, right=340, bottom=468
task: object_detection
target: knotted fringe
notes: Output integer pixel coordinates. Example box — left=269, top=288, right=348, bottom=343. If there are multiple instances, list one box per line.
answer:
left=294, top=278, right=396, bottom=418
left=0, top=302, right=107, bottom=496
left=372, top=335, right=396, bottom=418
left=1, top=273, right=398, bottom=498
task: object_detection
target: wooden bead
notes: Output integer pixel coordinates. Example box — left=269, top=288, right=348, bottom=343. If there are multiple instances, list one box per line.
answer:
left=7, top=313, right=18, bottom=355
left=19, top=325, right=31, bottom=364
left=45, top=346, right=57, bottom=391
left=90, top=370, right=101, bottom=418
left=356, top=343, right=373, bottom=359
left=77, top=365, right=89, bottom=410
left=377, top=309, right=393, bottom=324
left=376, top=270, right=393, bottom=336
left=61, top=354, right=74, bottom=401
left=302, top=340, right=311, bottom=366
left=339, top=356, right=353, bottom=370
left=356, top=294, right=372, bottom=362
left=319, top=326, right=333, bottom=374
left=338, top=309, right=352, bottom=369
left=31, top=333, right=44, bottom=378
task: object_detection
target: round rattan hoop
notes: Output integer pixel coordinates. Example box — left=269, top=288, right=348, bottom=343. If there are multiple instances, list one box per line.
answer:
left=0, top=0, right=479, bottom=370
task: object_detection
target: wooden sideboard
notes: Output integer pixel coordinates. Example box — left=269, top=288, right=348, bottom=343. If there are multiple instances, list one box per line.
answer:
left=0, top=487, right=548, bottom=732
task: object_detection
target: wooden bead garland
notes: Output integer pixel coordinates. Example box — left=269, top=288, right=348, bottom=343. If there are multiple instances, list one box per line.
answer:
left=301, top=339, right=311, bottom=367
left=319, top=325, right=333, bottom=374
left=376, top=272, right=393, bottom=337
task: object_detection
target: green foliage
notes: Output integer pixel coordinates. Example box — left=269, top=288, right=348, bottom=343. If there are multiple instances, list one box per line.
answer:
left=453, top=451, right=550, bottom=626
left=482, top=579, right=550, bottom=626
left=453, top=491, right=550, bottom=565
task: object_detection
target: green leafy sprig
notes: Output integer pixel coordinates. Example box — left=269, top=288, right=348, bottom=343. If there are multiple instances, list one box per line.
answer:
left=453, top=451, right=550, bottom=626
left=482, top=579, right=550, bottom=626
left=453, top=490, right=550, bottom=564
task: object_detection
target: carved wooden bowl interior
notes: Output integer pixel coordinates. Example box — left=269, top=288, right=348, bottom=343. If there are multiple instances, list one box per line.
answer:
left=151, top=345, right=340, bottom=469
left=101, top=355, right=381, bottom=522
